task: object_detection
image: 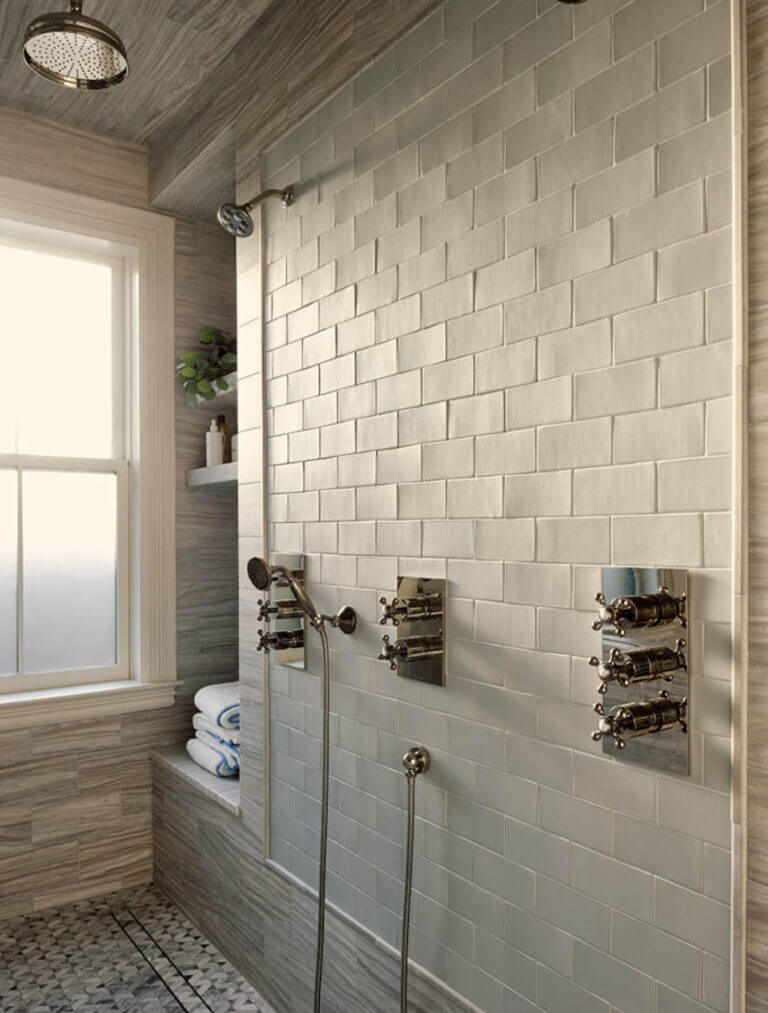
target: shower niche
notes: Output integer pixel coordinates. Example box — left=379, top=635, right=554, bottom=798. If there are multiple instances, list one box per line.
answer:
left=589, top=567, right=689, bottom=774
left=256, top=553, right=305, bottom=667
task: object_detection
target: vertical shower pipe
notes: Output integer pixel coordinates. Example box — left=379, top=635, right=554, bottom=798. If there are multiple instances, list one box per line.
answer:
left=400, top=746, right=430, bottom=1012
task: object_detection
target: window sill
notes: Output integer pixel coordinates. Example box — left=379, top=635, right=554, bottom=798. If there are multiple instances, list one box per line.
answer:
left=0, top=679, right=177, bottom=729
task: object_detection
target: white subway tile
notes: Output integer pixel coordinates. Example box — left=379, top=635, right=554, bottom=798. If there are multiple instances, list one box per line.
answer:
left=398, top=247, right=446, bottom=298
left=539, top=418, right=612, bottom=471
left=449, top=392, right=504, bottom=437
left=539, top=220, right=611, bottom=289
left=357, top=411, right=398, bottom=451
left=575, top=46, right=655, bottom=132
left=660, top=342, right=732, bottom=407
left=476, top=430, right=536, bottom=477
left=399, top=480, right=446, bottom=519
left=613, top=0, right=703, bottom=60
left=617, top=72, right=706, bottom=162
left=505, top=188, right=572, bottom=257
left=539, top=22, right=612, bottom=106
left=659, top=455, right=731, bottom=512
left=475, top=161, right=536, bottom=226
left=612, top=514, right=703, bottom=566
left=448, top=220, right=505, bottom=277
left=575, top=149, right=656, bottom=228
left=574, top=254, right=655, bottom=324
left=506, top=377, right=572, bottom=430
left=424, top=519, right=475, bottom=558
left=476, top=520, right=536, bottom=562
left=538, top=120, right=613, bottom=197
left=424, top=356, right=474, bottom=403
left=615, top=293, right=704, bottom=363
left=447, top=134, right=503, bottom=199
left=476, top=251, right=536, bottom=310
left=475, top=72, right=536, bottom=143
left=423, top=438, right=475, bottom=479
left=658, top=227, right=732, bottom=300
left=447, top=306, right=503, bottom=358
left=422, top=192, right=473, bottom=251
left=376, top=368, right=421, bottom=413
left=338, top=382, right=375, bottom=421
left=574, top=463, right=656, bottom=515
left=448, top=477, right=503, bottom=518
left=399, top=403, right=447, bottom=445
left=505, top=471, right=572, bottom=517
left=537, top=517, right=610, bottom=563
left=377, top=445, right=422, bottom=484
left=614, top=403, right=705, bottom=463
left=376, top=294, right=421, bottom=341
left=505, top=562, right=571, bottom=608
left=423, top=274, right=474, bottom=326
left=574, top=360, right=657, bottom=419
left=476, top=341, right=536, bottom=393
left=356, top=339, right=397, bottom=383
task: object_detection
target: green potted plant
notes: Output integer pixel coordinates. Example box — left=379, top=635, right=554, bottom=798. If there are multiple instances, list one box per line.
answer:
left=176, top=327, right=237, bottom=407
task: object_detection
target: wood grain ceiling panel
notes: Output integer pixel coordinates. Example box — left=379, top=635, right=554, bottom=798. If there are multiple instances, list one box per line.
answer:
left=0, top=0, right=276, bottom=142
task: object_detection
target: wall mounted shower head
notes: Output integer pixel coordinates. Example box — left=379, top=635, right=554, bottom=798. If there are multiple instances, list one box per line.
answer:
left=247, top=556, right=320, bottom=624
left=23, top=0, right=128, bottom=90
left=217, top=187, right=295, bottom=237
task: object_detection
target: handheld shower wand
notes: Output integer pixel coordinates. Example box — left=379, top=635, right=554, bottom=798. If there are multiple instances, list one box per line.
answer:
left=400, top=746, right=430, bottom=1013
left=247, top=557, right=355, bottom=1011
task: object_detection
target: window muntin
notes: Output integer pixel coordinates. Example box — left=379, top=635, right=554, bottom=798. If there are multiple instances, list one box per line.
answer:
left=0, top=233, right=129, bottom=692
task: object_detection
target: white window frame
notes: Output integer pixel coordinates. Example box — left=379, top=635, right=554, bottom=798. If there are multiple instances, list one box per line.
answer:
left=0, top=174, right=176, bottom=726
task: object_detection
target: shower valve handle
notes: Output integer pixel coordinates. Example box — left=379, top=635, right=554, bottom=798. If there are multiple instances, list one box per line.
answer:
left=592, top=691, right=687, bottom=749
left=592, top=587, right=686, bottom=636
left=589, top=639, right=686, bottom=694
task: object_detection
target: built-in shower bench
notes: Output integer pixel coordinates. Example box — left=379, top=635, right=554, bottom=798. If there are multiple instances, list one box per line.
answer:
left=151, top=744, right=240, bottom=815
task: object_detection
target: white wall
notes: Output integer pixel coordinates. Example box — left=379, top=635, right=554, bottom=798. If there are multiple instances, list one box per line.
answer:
left=240, top=1, right=734, bottom=1009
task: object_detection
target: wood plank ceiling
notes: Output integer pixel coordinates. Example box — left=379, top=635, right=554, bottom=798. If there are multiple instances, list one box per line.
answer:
left=0, top=0, right=276, bottom=143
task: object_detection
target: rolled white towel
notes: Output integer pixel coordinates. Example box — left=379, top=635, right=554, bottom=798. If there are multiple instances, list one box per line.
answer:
left=194, top=681, right=240, bottom=729
left=193, top=712, right=240, bottom=746
left=186, top=736, right=239, bottom=777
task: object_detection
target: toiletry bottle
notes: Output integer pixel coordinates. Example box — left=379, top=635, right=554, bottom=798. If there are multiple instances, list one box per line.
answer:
left=217, top=414, right=233, bottom=463
left=206, top=417, right=225, bottom=467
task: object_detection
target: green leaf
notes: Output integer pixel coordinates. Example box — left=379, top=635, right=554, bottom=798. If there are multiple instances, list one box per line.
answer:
left=199, top=327, right=218, bottom=344
left=181, top=366, right=196, bottom=378
left=180, top=352, right=197, bottom=366
left=201, top=388, right=216, bottom=401
left=220, top=353, right=237, bottom=366
left=196, top=379, right=212, bottom=393
left=216, top=378, right=230, bottom=391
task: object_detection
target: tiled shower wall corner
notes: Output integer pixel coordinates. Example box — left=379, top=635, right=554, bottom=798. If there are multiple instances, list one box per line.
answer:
left=236, top=1, right=734, bottom=1010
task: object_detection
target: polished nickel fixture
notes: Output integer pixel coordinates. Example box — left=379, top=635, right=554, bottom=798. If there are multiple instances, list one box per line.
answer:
left=379, top=577, right=445, bottom=685
left=247, top=555, right=355, bottom=1013
left=589, top=567, right=690, bottom=773
left=217, top=187, right=295, bottom=238
left=400, top=746, right=430, bottom=1013
left=23, top=1, right=128, bottom=90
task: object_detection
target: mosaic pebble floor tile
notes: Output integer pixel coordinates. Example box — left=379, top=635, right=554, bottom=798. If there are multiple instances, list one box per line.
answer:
left=0, top=884, right=275, bottom=1013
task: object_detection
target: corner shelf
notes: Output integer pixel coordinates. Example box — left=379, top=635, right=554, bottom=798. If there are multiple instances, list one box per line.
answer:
left=186, top=461, right=237, bottom=490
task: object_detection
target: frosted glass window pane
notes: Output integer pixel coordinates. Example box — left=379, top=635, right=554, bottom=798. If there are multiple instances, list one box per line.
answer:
left=0, top=242, right=114, bottom=458
left=0, top=471, right=18, bottom=676
left=23, top=471, right=117, bottom=673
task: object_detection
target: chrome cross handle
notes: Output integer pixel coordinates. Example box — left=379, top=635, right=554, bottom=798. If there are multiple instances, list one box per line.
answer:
left=592, top=691, right=688, bottom=750
left=589, top=639, right=687, bottom=694
left=591, top=587, right=686, bottom=637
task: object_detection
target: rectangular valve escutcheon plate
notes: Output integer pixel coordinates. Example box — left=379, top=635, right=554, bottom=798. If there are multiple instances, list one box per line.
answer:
left=592, top=567, right=689, bottom=775
left=379, top=576, right=445, bottom=685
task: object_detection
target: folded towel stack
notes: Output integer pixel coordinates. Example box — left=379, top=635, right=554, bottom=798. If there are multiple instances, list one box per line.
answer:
left=186, top=681, right=241, bottom=778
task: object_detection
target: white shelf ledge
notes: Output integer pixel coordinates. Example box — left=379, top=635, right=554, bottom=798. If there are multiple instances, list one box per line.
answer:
left=185, top=461, right=237, bottom=489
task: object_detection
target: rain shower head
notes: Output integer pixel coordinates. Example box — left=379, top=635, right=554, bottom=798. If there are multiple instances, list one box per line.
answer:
left=23, top=1, right=128, bottom=90
left=217, top=187, right=295, bottom=237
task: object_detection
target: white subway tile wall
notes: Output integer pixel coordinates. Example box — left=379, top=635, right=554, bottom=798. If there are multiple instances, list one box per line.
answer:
left=239, top=0, right=733, bottom=1010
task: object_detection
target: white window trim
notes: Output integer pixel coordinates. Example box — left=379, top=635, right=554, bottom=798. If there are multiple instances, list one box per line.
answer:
left=0, top=174, right=177, bottom=727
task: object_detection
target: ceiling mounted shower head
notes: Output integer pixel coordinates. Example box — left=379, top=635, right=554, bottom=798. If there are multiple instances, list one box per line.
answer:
left=217, top=187, right=295, bottom=237
left=23, top=0, right=128, bottom=90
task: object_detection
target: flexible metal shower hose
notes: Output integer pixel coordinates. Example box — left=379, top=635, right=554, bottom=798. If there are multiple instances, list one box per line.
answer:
left=401, top=770, right=417, bottom=1013
left=314, top=623, right=331, bottom=1012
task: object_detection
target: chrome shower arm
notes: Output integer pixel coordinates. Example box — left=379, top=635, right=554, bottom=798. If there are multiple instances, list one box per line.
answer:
left=243, top=187, right=294, bottom=211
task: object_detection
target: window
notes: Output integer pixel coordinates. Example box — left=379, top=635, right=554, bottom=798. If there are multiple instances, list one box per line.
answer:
left=0, top=238, right=129, bottom=691
left=0, top=175, right=175, bottom=715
